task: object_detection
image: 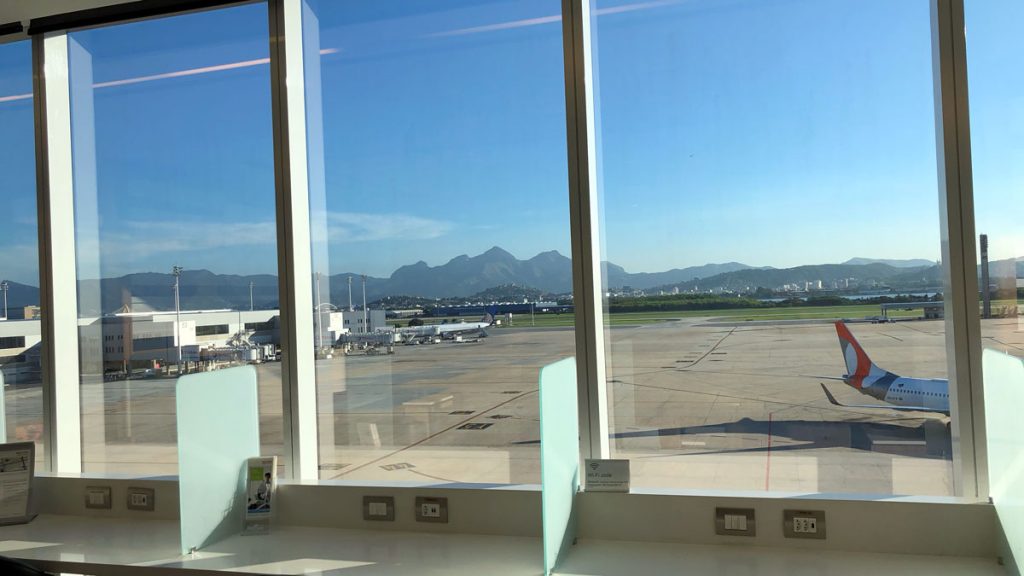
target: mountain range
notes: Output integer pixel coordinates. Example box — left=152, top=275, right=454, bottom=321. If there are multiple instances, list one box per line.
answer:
left=2, top=248, right=1020, bottom=315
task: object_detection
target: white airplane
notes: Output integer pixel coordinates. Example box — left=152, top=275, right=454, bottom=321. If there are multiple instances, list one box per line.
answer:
left=398, top=310, right=494, bottom=341
left=820, top=321, right=949, bottom=414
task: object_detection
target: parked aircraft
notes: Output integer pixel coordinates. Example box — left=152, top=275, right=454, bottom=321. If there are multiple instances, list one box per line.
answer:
left=820, top=321, right=950, bottom=414
left=398, top=310, right=495, bottom=341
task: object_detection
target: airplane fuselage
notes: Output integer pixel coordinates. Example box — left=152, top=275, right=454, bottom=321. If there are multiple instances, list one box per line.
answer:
left=399, top=320, right=490, bottom=339
left=846, top=374, right=950, bottom=413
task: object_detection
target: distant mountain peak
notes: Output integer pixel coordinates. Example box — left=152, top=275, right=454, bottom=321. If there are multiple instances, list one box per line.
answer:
left=481, top=246, right=515, bottom=259
left=842, top=257, right=935, bottom=268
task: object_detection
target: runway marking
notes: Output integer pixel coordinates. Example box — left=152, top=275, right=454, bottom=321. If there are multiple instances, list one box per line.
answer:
left=409, top=469, right=460, bottom=483
left=678, top=328, right=737, bottom=370
left=380, top=462, right=415, bottom=471
left=985, top=337, right=1024, bottom=353
left=880, top=332, right=904, bottom=342
left=330, top=388, right=539, bottom=480
left=897, top=322, right=943, bottom=335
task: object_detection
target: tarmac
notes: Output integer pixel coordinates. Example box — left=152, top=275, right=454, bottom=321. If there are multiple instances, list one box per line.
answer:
left=12, top=315, right=1022, bottom=496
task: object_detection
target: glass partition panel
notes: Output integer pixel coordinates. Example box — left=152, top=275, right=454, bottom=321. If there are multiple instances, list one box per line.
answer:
left=591, top=0, right=956, bottom=495
left=0, top=40, right=45, bottom=465
left=540, top=357, right=579, bottom=576
left=302, top=0, right=573, bottom=483
left=177, top=366, right=259, bottom=553
left=66, top=4, right=283, bottom=474
left=982, top=350, right=1024, bottom=573
left=964, top=0, right=1023, bottom=362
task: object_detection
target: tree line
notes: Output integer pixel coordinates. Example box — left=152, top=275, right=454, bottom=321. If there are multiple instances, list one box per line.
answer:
left=607, top=293, right=943, bottom=313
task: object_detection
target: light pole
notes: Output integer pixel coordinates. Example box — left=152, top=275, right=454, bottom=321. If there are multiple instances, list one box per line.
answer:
left=0, top=281, right=8, bottom=320
left=249, top=281, right=254, bottom=311
left=361, top=275, right=368, bottom=333
left=172, top=266, right=183, bottom=372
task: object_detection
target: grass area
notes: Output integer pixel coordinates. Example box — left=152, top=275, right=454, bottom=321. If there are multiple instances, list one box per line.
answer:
left=390, top=304, right=932, bottom=330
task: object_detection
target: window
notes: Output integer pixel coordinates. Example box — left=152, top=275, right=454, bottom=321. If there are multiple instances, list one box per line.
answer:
left=66, top=4, right=284, bottom=474
left=196, top=324, right=230, bottom=337
left=0, top=39, right=45, bottom=463
left=965, top=0, right=1024, bottom=361
left=302, top=0, right=573, bottom=482
left=591, top=0, right=956, bottom=495
left=15, top=0, right=989, bottom=498
left=0, top=337, right=27, bottom=350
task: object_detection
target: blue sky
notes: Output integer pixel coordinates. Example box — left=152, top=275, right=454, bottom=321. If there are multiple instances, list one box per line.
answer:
left=0, top=0, right=1020, bottom=285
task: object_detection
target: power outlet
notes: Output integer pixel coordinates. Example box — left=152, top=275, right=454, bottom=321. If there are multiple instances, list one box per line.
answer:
left=784, top=509, right=826, bottom=539
left=793, top=516, right=817, bottom=534
left=126, top=487, right=155, bottom=511
left=414, top=496, right=448, bottom=523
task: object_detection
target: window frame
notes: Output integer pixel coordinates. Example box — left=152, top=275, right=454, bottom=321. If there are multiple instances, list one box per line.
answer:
left=21, top=0, right=989, bottom=500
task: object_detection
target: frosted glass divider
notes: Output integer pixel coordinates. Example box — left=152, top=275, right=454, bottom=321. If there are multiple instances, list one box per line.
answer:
left=540, top=357, right=580, bottom=576
left=176, top=366, right=260, bottom=554
left=983, top=348, right=1024, bottom=572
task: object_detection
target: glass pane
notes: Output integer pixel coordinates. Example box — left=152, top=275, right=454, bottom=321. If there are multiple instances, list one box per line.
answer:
left=964, top=0, right=1024, bottom=362
left=67, top=4, right=283, bottom=474
left=540, top=358, right=579, bottom=575
left=303, top=0, right=573, bottom=483
left=177, top=366, right=259, bottom=554
left=592, top=0, right=956, bottom=495
left=0, top=40, right=45, bottom=466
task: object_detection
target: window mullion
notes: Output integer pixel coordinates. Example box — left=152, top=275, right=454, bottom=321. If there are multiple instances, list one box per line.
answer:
left=562, top=0, right=610, bottom=465
left=269, top=0, right=319, bottom=480
left=34, top=32, right=83, bottom=474
left=931, top=0, right=985, bottom=499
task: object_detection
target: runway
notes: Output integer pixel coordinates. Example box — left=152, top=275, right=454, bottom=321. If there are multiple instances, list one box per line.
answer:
left=25, top=315, right=1021, bottom=496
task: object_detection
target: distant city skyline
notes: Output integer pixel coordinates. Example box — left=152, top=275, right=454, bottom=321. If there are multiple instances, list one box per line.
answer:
left=0, top=0, right=1021, bottom=286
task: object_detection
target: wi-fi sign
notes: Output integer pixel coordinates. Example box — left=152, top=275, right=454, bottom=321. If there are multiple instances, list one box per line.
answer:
left=589, top=462, right=599, bottom=471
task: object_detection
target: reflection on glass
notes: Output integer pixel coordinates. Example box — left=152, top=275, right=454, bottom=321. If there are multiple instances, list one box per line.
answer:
left=67, top=4, right=283, bottom=474
left=592, top=0, right=955, bottom=495
left=0, top=40, right=45, bottom=465
left=303, top=0, right=572, bottom=483
left=964, top=0, right=1024, bottom=363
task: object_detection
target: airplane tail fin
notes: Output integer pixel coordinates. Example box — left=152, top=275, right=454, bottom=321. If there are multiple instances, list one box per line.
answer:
left=834, top=321, right=883, bottom=389
left=481, top=306, right=498, bottom=325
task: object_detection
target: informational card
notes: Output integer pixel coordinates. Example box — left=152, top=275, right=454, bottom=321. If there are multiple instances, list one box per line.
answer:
left=242, top=456, right=276, bottom=535
left=0, top=442, right=35, bottom=525
left=584, top=458, right=630, bottom=492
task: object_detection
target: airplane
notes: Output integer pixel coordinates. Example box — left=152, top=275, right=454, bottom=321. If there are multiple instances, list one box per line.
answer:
left=397, top=309, right=495, bottom=342
left=820, top=321, right=950, bottom=415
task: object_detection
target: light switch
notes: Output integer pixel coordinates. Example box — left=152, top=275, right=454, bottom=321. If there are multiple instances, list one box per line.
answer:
left=725, top=514, right=747, bottom=531
left=85, top=486, right=112, bottom=510
left=715, top=507, right=755, bottom=536
left=362, top=496, right=395, bottom=521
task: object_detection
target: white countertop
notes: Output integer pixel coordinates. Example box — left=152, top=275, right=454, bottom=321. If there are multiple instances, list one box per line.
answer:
left=0, top=515, right=1006, bottom=576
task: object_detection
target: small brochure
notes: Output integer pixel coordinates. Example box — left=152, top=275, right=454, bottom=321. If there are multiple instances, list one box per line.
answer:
left=0, top=442, right=35, bottom=525
left=242, top=456, right=276, bottom=535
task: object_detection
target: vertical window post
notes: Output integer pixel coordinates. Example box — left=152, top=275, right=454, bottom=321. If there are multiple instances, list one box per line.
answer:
left=931, top=0, right=986, bottom=498
left=562, top=0, right=610, bottom=463
left=269, top=0, right=319, bottom=480
left=33, top=32, right=83, bottom=473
